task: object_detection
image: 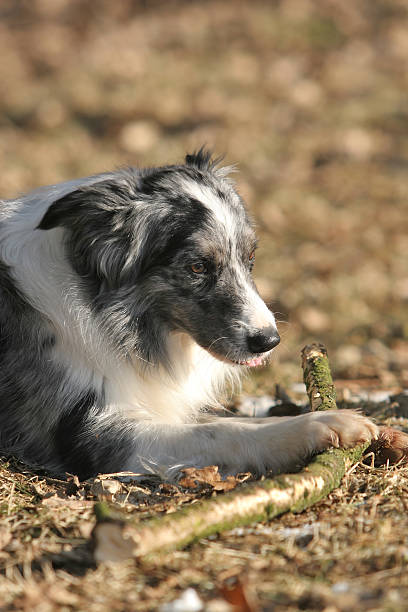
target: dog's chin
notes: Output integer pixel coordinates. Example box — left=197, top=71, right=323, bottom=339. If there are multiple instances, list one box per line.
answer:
left=205, top=348, right=271, bottom=368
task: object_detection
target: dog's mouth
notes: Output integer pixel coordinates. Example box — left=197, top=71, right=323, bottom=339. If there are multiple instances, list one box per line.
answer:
left=232, top=355, right=266, bottom=367
left=206, top=349, right=270, bottom=368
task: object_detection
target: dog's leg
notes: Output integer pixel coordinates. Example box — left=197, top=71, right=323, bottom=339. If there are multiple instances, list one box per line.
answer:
left=126, top=410, right=378, bottom=476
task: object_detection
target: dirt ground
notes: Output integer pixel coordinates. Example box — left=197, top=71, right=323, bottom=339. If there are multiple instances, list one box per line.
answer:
left=0, top=1, right=407, bottom=610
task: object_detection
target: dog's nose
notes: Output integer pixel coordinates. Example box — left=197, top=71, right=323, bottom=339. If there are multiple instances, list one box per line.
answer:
left=246, top=328, right=280, bottom=354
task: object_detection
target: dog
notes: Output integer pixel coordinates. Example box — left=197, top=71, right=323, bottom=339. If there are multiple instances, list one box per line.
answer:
left=0, top=149, right=377, bottom=480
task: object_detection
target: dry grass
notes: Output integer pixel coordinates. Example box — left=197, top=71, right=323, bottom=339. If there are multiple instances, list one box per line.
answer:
left=1, top=398, right=408, bottom=610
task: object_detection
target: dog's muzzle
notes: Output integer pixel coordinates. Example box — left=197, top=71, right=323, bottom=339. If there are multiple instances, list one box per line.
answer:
left=246, top=327, right=280, bottom=354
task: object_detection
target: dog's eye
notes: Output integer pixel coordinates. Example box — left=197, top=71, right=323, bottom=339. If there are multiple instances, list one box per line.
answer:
left=191, top=262, right=206, bottom=274
left=249, top=250, right=256, bottom=263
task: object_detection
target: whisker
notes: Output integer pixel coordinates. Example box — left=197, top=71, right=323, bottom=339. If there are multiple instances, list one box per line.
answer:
left=207, top=336, right=229, bottom=351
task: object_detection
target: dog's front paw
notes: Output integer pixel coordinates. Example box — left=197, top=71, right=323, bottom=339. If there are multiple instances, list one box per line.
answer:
left=305, top=410, right=378, bottom=453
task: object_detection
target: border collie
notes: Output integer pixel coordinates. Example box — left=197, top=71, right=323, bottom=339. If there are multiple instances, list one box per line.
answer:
left=0, top=150, right=377, bottom=480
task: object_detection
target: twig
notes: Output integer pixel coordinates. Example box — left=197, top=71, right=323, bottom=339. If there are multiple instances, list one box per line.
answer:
left=93, top=342, right=367, bottom=562
left=7, top=482, right=15, bottom=516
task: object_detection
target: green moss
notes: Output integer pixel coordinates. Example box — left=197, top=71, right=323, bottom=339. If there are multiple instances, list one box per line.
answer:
left=302, top=346, right=337, bottom=412
left=94, top=501, right=114, bottom=522
left=310, top=356, right=337, bottom=410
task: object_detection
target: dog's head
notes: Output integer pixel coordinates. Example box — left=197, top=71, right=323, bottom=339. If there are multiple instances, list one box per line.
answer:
left=38, top=149, right=279, bottom=367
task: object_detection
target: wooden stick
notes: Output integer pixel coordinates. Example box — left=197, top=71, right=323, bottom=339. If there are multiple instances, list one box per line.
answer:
left=93, top=445, right=366, bottom=562
left=301, top=343, right=337, bottom=411
left=93, top=343, right=366, bottom=562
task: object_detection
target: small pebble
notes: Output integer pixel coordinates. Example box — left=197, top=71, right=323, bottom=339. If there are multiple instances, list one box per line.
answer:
left=160, top=588, right=203, bottom=612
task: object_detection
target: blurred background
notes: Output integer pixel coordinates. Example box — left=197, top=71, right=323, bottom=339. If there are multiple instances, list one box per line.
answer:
left=1, top=0, right=407, bottom=393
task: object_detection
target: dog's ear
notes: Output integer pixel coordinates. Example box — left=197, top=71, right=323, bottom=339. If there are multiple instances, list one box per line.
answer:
left=38, top=190, right=84, bottom=230
left=37, top=178, right=137, bottom=289
left=38, top=179, right=131, bottom=231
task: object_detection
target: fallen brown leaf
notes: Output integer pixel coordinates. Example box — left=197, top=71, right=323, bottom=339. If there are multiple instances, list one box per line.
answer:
left=219, top=576, right=258, bottom=612
left=366, top=426, right=408, bottom=466
left=178, top=465, right=239, bottom=492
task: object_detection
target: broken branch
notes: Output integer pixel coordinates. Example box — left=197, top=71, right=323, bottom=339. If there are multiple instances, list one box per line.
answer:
left=301, top=343, right=337, bottom=411
left=93, top=443, right=365, bottom=562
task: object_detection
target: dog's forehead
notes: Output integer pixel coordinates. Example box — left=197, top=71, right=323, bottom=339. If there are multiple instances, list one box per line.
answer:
left=179, top=174, right=255, bottom=247
left=191, top=227, right=255, bottom=265
left=179, top=178, right=244, bottom=227
left=137, top=163, right=248, bottom=226
left=181, top=186, right=256, bottom=256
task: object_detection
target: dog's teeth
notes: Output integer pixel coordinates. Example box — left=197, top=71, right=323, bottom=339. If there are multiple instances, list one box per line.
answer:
left=238, top=356, right=264, bottom=367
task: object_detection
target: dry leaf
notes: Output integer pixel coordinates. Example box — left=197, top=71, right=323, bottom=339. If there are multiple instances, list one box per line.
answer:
left=219, top=577, right=258, bottom=612
left=159, top=482, right=181, bottom=496
left=178, top=466, right=239, bottom=492
left=366, top=426, right=408, bottom=466
left=31, top=482, right=49, bottom=498
left=91, top=478, right=123, bottom=501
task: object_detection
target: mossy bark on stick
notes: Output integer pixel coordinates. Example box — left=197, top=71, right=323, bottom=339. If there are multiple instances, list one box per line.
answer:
left=301, top=343, right=337, bottom=411
left=93, top=444, right=366, bottom=562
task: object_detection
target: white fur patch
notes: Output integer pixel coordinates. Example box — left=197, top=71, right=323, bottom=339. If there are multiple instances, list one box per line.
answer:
left=105, top=332, right=240, bottom=424
left=181, top=179, right=235, bottom=229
